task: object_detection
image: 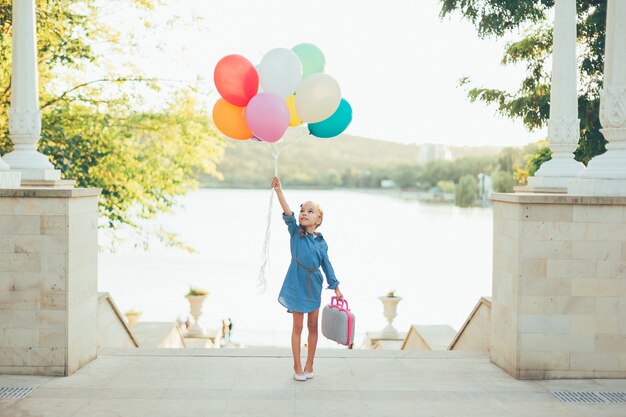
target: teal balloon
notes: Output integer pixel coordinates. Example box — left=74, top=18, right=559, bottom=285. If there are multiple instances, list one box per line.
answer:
left=292, top=43, right=325, bottom=80
left=308, top=98, right=352, bottom=138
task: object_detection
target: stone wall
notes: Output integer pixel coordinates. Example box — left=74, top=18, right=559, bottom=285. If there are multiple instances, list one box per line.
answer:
left=401, top=325, right=456, bottom=351
left=491, top=193, right=626, bottom=379
left=0, top=188, right=100, bottom=376
left=97, top=292, right=138, bottom=349
left=401, top=326, right=431, bottom=351
left=449, top=297, right=491, bottom=352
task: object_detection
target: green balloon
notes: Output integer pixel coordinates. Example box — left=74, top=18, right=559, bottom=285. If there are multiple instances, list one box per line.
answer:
left=292, top=43, right=326, bottom=80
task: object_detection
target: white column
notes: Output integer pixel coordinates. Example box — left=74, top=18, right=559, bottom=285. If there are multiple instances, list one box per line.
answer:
left=528, top=0, right=584, bottom=190
left=0, top=159, right=21, bottom=188
left=569, top=0, right=626, bottom=195
left=4, top=0, right=60, bottom=181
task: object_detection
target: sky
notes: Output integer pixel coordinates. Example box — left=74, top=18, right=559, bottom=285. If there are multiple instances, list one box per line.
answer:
left=98, top=0, right=547, bottom=148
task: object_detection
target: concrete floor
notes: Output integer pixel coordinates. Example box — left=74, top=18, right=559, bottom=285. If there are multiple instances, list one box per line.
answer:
left=1, top=348, right=625, bottom=417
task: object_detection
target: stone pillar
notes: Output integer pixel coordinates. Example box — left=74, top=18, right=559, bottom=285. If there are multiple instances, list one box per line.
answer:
left=3, top=0, right=61, bottom=182
left=569, top=0, right=626, bottom=195
left=491, top=193, right=626, bottom=379
left=527, top=0, right=584, bottom=191
left=0, top=188, right=100, bottom=376
left=0, top=160, right=21, bottom=189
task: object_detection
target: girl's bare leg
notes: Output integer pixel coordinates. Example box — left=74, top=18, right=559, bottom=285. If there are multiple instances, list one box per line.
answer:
left=304, top=308, right=320, bottom=372
left=291, top=312, right=304, bottom=373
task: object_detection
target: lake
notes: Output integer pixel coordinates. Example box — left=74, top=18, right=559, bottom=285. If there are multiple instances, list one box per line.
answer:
left=98, top=188, right=493, bottom=348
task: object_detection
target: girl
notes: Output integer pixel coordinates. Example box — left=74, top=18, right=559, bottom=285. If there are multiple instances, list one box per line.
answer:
left=272, top=176, right=343, bottom=382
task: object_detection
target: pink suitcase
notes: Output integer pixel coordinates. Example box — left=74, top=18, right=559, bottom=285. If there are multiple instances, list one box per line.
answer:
left=321, top=297, right=355, bottom=346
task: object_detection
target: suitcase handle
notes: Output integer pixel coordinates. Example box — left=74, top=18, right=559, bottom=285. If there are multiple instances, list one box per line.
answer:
left=331, top=296, right=349, bottom=310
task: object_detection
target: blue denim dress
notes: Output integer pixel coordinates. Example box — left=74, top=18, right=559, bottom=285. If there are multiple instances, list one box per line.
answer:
left=277, top=213, right=340, bottom=313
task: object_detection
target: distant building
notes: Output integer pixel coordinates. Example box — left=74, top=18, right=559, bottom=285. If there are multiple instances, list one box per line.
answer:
left=417, top=144, right=452, bottom=165
left=477, top=173, right=493, bottom=200
left=380, top=179, right=397, bottom=188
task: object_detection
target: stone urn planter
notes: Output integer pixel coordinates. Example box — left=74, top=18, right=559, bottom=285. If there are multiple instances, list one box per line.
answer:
left=124, top=310, right=142, bottom=327
left=185, top=288, right=208, bottom=337
left=378, top=291, right=402, bottom=338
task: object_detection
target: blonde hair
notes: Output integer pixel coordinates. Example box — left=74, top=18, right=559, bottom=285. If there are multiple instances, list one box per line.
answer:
left=299, top=200, right=323, bottom=236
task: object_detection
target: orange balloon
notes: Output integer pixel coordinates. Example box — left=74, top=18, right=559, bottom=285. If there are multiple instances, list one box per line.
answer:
left=212, top=98, right=253, bottom=140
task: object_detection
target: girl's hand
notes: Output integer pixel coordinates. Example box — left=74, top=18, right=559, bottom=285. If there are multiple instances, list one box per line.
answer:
left=273, top=176, right=292, bottom=216
left=272, top=176, right=281, bottom=190
left=334, top=287, right=343, bottom=300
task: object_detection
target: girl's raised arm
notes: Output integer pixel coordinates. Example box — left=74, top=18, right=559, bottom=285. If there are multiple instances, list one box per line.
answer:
left=272, top=176, right=293, bottom=216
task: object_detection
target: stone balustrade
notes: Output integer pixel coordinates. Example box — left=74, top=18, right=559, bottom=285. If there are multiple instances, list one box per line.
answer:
left=491, top=192, right=626, bottom=379
left=0, top=188, right=100, bottom=376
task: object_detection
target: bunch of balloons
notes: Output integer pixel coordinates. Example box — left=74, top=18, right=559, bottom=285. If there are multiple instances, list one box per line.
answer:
left=212, top=43, right=352, bottom=142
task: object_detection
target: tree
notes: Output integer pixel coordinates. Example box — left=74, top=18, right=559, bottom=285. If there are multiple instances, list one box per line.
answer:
left=1, top=1, right=225, bottom=249
left=436, top=180, right=456, bottom=193
left=497, top=147, right=524, bottom=173
left=455, top=174, right=479, bottom=207
left=325, top=170, right=343, bottom=188
left=441, top=0, right=606, bottom=165
left=418, top=155, right=497, bottom=188
left=492, top=169, right=515, bottom=192
left=389, top=164, right=422, bottom=189
left=341, top=167, right=358, bottom=188
left=524, top=144, right=553, bottom=182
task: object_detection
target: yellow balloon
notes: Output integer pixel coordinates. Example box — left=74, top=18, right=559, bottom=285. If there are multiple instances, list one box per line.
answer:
left=286, top=95, right=303, bottom=127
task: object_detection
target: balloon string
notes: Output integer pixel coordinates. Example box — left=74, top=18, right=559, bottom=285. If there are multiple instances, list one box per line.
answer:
left=257, top=143, right=280, bottom=292
left=272, top=142, right=279, bottom=176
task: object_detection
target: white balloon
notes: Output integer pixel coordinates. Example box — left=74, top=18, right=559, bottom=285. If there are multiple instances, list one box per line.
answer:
left=255, top=64, right=263, bottom=93
left=258, top=48, right=302, bottom=98
left=295, top=73, right=341, bottom=123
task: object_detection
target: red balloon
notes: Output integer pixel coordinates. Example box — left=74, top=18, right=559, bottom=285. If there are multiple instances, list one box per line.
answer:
left=214, top=55, right=259, bottom=107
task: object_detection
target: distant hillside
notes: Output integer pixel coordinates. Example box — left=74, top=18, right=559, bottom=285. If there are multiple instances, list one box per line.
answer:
left=447, top=145, right=506, bottom=159
left=199, top=133, right=505, bottom=188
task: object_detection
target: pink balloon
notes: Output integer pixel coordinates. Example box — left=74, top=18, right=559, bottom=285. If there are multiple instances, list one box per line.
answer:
left=245, top=93, right=290, bottom=142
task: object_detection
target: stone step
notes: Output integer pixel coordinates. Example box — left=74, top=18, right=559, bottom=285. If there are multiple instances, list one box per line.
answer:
left=98, top=346, right=489, bottom=359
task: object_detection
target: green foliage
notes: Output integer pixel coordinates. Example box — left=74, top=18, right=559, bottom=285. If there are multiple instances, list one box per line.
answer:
left=200, top=135, right=424, bottom=189
left=440, top=0, right=554, bottom=38
left=0, top=0, right=224, bottom=248
left=418, top=155, right=497, bottom=189
left=1, top=0, right=93, bottom=139
left=186, top=287, right=208, bottom=296
left=526, top=145, right=553, bottom=177
left=207, top=133, right=533, bottom=207
left=436, top=180, right=456, bottom=193
left=389, top=164, right=422, bottom=189
left=202, top=135, right=506, bottom=190
left=497, top=147, right=524, bottom=173
left=39, top=94, right=224, bottom=231
left=513, top=140, right=552, bottom=184
left=492, top=169, right=515, bottom=193
left=441, top=0, right=607, bottom=164
left=455, top=174, right=479, bottom=207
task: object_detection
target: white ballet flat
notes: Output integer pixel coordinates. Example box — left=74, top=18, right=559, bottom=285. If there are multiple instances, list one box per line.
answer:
left=293, top=373, right=307, bottom=382
left=304, top=370, right=314, bottom=379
